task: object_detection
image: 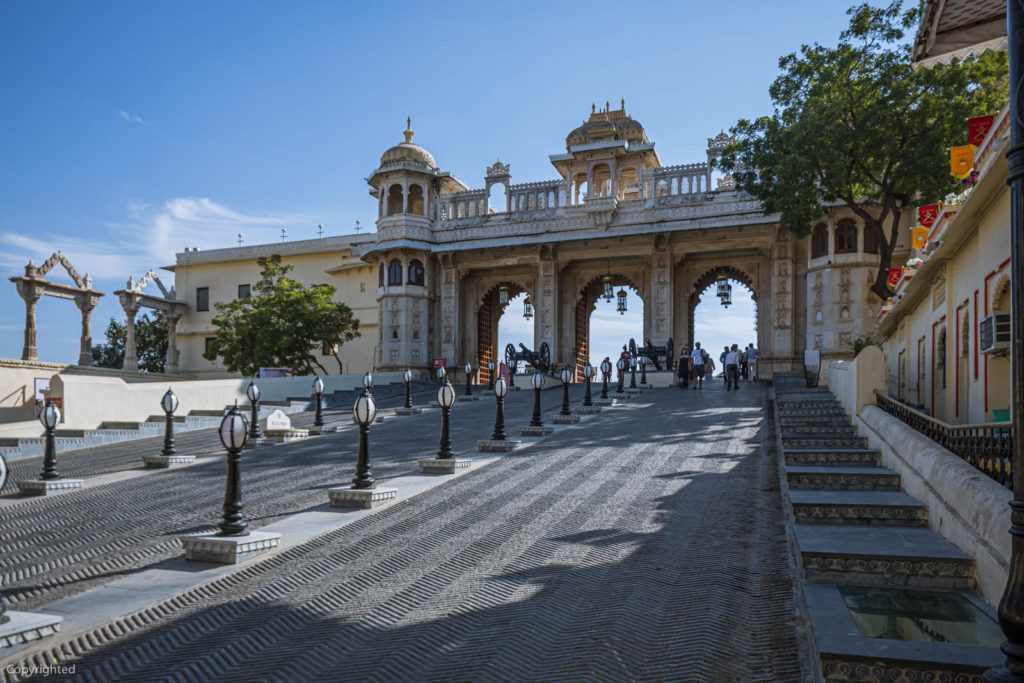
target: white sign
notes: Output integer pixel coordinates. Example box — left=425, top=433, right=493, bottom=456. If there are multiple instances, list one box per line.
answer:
left=803, top=349, right=821, bottom=367
left=266, top=409, right=292, bottom=431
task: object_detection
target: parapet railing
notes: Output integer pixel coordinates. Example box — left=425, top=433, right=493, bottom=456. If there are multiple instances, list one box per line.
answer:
left=874, top=391, right=1013, bottom=489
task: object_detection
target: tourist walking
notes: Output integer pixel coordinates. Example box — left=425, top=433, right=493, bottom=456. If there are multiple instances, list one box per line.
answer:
left=704, top=354, right=715, bottom=383
left=678, top=347, right=691, bottom=389
left=725, top=344, right=741, bottom=391
left=691, top=342, right=705, bottom=390
left=720, top=346, right=729, bottom=383
left=744, top=343, right=758, bottom=382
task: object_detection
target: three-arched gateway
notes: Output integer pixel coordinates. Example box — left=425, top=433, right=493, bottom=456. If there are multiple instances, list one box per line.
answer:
left=361, top=104, right=878, bottom=381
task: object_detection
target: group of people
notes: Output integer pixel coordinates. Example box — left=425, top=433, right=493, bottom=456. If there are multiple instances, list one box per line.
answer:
left=677, top=342, right=757, bottom=391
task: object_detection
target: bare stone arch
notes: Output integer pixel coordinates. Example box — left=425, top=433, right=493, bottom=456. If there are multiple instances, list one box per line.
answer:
left=572, top=273, right=642, bottom=380
left=9, top=251, right=104, bottom=365
left=686, top=265, right=757, bottom=349
left=114, top=269, right=188, bottom=373
left=476, top=280, right=534, bottom=385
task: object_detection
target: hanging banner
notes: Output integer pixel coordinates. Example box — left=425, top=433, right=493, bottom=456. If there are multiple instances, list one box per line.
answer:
left=887, top=268, right=902, bottom=287
left=968, top=115, right=995, bottom=147
left=950, top=145, right=976, bottom=179
left=917, top=204, right=938, bottom=228
left=911, top=227, right=928, bottom=250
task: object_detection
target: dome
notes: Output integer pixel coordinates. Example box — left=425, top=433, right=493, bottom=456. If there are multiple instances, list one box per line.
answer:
left=379, top=119, right=436, bottom=169
left=566, top=101, right=648, bottom=148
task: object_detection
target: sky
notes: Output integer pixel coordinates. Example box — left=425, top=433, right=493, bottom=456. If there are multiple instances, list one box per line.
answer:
left=0, top=1, right=853, bottom=363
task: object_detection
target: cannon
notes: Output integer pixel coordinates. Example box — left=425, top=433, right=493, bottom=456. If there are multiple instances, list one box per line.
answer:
left=629, top=337, right=675, bottom=371
left=504, top=341, right=552, bottom=374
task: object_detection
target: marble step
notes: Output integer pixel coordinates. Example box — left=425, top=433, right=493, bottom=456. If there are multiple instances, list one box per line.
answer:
left=795, top=524, right=974, bottom=590
left=783, top=436, right=868, bottom=448
left=786, top=465, right=900, bottom=491
left=785, top=449, right=881, bottom=467
left=777, top=409, right=848, bottom=417
left=780, top=415, right=851, bottom=425
left=789, top=490, right=928, bottom=526
left=780, top=426, right=859, bottom=438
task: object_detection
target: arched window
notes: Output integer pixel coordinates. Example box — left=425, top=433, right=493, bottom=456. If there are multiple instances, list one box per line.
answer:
left=388, top=259, right=402, bottom=286
left=863, top=224, right=880, bottom=254
left=811, top=223, right=829, bottom=258
left=835, top=218, right=858, bottom=253
left=592, top=164, right=611, bottom=197
left=387, top=185, right=403, bottom=216
left=408, top=185, right=424, bottom=215
left=407, top=259, right=424, bottom=286
left=378, top=263, right=384, bottom=288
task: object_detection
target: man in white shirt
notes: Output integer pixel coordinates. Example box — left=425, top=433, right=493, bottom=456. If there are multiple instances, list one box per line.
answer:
left=744, top=344, right=758, bottom=382
left=725, top=344, right=742, bottom=391
left=690, top=342, right=705, bottom=390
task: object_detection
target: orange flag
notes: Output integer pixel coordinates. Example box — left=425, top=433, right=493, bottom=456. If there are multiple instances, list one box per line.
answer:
left=950, top=145, right=975, bottom=179
left=911, top=227, right=928, bottom=250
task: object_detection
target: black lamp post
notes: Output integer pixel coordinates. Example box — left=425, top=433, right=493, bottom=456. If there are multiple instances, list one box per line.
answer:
left=530, top=371, right=545, bottom=427
left=487, top=360, right=495, bottom=391
left=583, top=362, right=594, bottom=406
left=508, top=362, right=516, bottom=389
left=312, top=375, right=325, bottom=429
left=629, top=355, right=638, bottom=389
left=437, top=380, right=456, bottom=459
left=559, top=366, right=572, bottom=416
left=492, top=376, right=508, bottom=440
left=464, top=362, right=473, bottom=396
left=39, top=400, right=61, bottom=480
left=403, top=368, right=413, bottom=409
left=640, top=355, right=648, bottom=385
left=352, top=384, right=377, bottom=489
left=161, top=388, right=179, bottom=456
left=616, top=358, right=625, bottom=394
left=216, top=403, right=249, bottom=537
left=246, top=379, right=261, bottom=440
left=600, top=359, right=611, bottom=399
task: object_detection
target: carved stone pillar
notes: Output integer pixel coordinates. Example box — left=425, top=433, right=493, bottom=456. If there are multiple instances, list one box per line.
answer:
left=18, top=285, right=42, bottom=362
left=165, top=315, right=179, bottom=374
left=439, top=257, right=459, bottom=365
left=536, top=250, right=558, bottom=364
left=650, top=237, right=673, bottom=347
left=123, top=307, right=139, bottom=371
left=76, top=295, right=98, bottom=366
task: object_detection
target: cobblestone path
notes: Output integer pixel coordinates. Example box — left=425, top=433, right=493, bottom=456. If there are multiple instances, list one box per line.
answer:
left=7, top=383, right=805, bottom=682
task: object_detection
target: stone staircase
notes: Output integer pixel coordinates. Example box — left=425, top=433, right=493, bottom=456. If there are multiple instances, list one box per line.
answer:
left=772, top=372, right=1003, bottom=681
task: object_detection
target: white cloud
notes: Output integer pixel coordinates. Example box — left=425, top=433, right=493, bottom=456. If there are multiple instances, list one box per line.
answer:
left=118, top=109, right=146, bottom=125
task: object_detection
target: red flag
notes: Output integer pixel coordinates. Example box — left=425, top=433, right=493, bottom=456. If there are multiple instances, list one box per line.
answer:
left=918, top=204, right=937, bottom=228
left=887, top=268, right=902, bottom=287
left=968, top=115, right=994, bottom=147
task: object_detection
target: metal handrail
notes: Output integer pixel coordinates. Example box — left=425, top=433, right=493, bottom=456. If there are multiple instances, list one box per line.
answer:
left=873, top=390, right=1013, bottom=489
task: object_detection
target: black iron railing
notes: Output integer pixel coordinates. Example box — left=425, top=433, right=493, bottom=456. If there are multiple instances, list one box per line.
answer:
left=874, top=391, right=1013, bottom=489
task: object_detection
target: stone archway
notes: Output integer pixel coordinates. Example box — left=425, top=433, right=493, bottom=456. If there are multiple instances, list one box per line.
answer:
left=476, top=282, right=530, bottom=385
left=686, top=265, right=757, bottom=349
left=573, top=273, right=641, bottom=381
left=9, top=251, right=104, bottom=365
left=114, top=269, right=188, bottom=373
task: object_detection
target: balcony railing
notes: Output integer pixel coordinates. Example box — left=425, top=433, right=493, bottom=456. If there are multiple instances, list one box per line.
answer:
left=874, top=391, right=1013, bottom=489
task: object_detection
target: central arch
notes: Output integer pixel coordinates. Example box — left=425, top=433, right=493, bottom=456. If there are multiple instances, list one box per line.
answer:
left=477, top=282, right=531, bottom=385
left=687, top=266, right=757, bottom=349
left=573, top=273, right=641, bottom=381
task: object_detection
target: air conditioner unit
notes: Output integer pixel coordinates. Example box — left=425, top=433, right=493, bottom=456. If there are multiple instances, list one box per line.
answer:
left=980, top=312, right=1011, bottom=355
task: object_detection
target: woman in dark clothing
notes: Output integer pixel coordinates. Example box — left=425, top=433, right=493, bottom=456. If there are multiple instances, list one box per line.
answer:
left=678, top=348, right=691, bottom=389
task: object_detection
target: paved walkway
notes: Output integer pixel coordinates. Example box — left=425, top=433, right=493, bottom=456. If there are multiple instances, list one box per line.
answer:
left=4, top=382, right=805, bottom=682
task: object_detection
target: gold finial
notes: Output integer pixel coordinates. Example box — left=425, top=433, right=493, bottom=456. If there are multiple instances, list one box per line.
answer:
left=591, top=103, right=595, bottom=114
left=404, top=117, right=414, bottom=143
left=605, top=100, right=609, bottom=111
left=621, top=98, right=625, bottom=110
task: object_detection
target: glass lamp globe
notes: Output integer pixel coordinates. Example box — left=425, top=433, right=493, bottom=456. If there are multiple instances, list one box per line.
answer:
left=363, top=373, right=373, bottom=390
left=353, top=392, right=377, bottom=426
left=531, top=371, right=545, bottom=390
left=436, top=365, right=446, bottom=380
left=560, top=367, right=572, bottom=384
left=488, top=360, right=495, bottom=371
left=161, top=388, right=179, bottom=415
left=640, top=355, right=647, bottom=367
left=313, top=376, right=325, bottom=395
left=403, top=368, right=412, bottom=383
left=617, top=358, right=625, bottom=371
left=494, top=377, right=508, bottom=398
left=464, top=362, right=472, bottom=375
left=601, top=359, right=611, bottom=375
left=218, top=405, right=248, bottom=451
left=438, top=381, right=456, bottom=408
left=40, top=401, right=61, bottom=429
left=630, top=356, right=637, bottom=369
left=246, top=380, right=260, bottom=402
left=583, top=363, right=594, bottom=379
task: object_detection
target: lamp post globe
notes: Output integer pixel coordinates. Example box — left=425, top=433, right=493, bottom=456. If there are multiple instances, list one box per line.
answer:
left=492, top=376, right=508, bottom=440
left=629, top=355, right=638, bottom=389
left=216, top=403, right=250, bottom=537
left=363, top=372, right=373, bottom=391
left=161, top=388, right=179, bottom=456
left=600, top=359, right=611, bottom=399
left=583, top=362, right=594, bottom=406
left=39, top=400, right=62, bottom=480
left=352, top=391, right=377, bottom=489
left=640, top=355, right=648, bottom=385
left=312, top=375, right=325, bottom=428
left=559, top=366, right=572, bottom=415
left=487, top=360, right=495, bottom=391
left=464, top=362, right=473, bottom=396
left=530, top=371, right=545, bottom=427
left=616, top=358, right=626, bottom=393
left=436, top=365, right=446, bottom=383
left=246, top=379, right=262, bottom=440
left=403, top=368, right=413, bottom=409
left=437, top=381, right=456, bottom=459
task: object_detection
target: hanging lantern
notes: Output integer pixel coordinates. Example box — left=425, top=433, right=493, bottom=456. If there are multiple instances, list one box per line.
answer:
left=602, top=275, right=614, bottom=302
left=523, top=296, right=534, bottom=320
left=616, top=289, right=628, bottom=315
left=498, top=284, right=509, bottom=305
left=716, top=275, right=733, bottom=308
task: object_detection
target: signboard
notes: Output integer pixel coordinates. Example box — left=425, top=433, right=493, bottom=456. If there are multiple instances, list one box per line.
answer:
left=433, top=358, right=446, bottom=368
left=498, top=362, right=511, bottom=382
left=34, top=378, right=50, bottom=416
left=266, top=409, right=292, bottom=431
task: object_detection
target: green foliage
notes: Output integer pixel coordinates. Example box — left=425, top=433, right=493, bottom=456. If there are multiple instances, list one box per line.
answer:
left=717, top=1, right=1008, bottom=300
left=847, top=334, right=879, bottom=356
left=92, top=311, right=168, bottom=373
left=202, top=255, right=360, bottom=376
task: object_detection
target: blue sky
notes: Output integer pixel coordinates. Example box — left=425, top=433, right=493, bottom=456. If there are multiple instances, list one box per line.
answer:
left=0, top=1, right=851, bottom=363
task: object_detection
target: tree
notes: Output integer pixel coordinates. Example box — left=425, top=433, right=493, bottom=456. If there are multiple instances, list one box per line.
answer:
left=717, top=2, right=1007, bottom=300
left=203, top=255, right=360, bottom=376
left=92, top=311, right=168, bottom=372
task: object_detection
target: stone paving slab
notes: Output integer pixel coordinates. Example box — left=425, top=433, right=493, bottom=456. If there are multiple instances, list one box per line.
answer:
left=795, top=525, right=970, bottom=560
left=788, top=490, right=926, bottom=508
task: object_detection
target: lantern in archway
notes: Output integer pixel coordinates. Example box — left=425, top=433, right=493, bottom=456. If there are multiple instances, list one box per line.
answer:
left=616, top=289, right=628, bottom=315
left=602, top=275, right=614, bottom=302
left=523, top=296, right=534, bottom=320
left=498, top=284, right=509, bottom=305
left=716, top=275, right=732, bottom=308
